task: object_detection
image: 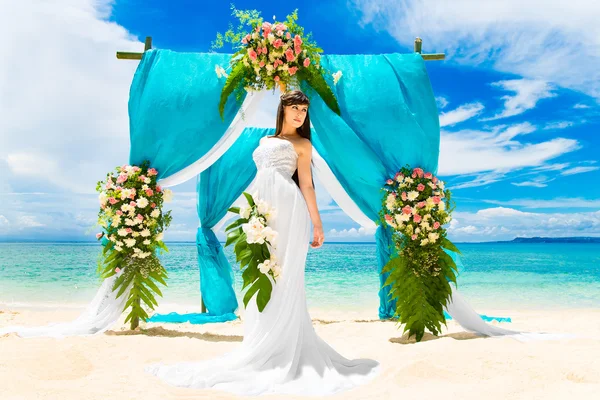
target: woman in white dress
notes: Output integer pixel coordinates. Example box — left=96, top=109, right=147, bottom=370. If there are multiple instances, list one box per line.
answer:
left=145, top=90, right=381, bottom=396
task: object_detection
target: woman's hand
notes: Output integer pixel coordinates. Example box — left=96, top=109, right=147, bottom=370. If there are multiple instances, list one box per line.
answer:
left=311, top=225, right=324, bottom=248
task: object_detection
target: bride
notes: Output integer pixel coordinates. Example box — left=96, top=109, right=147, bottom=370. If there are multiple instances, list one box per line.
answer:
left=144, top=90, right=381, bottom=396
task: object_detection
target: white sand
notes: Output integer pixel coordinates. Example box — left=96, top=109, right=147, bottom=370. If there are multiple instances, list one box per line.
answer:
left=1, top=306, right=599, bottom=399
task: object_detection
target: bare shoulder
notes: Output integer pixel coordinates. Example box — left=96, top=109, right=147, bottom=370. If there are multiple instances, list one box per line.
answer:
left=295, top=137, right=312, bottom=156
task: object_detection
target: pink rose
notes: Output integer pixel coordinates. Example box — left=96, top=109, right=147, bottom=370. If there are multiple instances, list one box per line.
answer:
left=386, top=179, right=394, bottom=185
left=432, top=176, right=438, bottom=183
left=275, top=23, right=286, bottom=31
left=245, top=34, right=251, bottom=42
left=417, top=201, right=426, bottom=209
left=156, top=186, right=162, bottom=192
left=274, top=76, right=280, bottom=82
left=133, top=166, right=140, bottom=172
left=432, top=196, right=441, bottom=204
left=96, top=233, right=103, bottom=239
left=115, top=267, right=121, bottom=273
left=288, top=66, right=298, bottom=75
left=293, top=34, right=303, bottom=47
left=129, top=193, right=135, bottom=200
left=146, top=189, right=153, bottom=197
left=116, top=210, right=123, bottom=215
left=411, top=234, right=417, bottom=240
left=150, top=203, right=156, bottom=208
left=390, top=192, right=397, bottom=197
left=402, top=205, right=412, bottom=215
left=413, top=214, right=422, bottom=223
left=424, top=172, right=433, bottom=179
left=303, top=58, right=310, bottom=67
left=136, top=214, right=144, bottom=220
left=413, top=168, right=424, bottom=178
left=116, top=174, right=127, bottom=184
left=285, top=49, right=295, bottom=62
left=241, top=37, right=248, bottom=44
left=147, top=168, right=158, bottom=176
left=259, top=61, right=265, bottom=68
left=401, top=192, right=407, bottom=201
left=100, top=204, right=105, bottom=209
left=262, top=22, right=272, bottom=36
left=384, top=214, right=393, bottom=221
left=273, top=39, right=283, bottom=49
left=412, top=173, right=417, bottom=178
left=417, top=183, right=425, bottom=192
left=138, top=175, right=146, bottom=181
left=433, top=221, right=441, bottom=229
left=261, top=47, right=267, bottom=54
left=286, top=32, right=291, bottom=39
left=248, top=48, right=258, bottom=61
left=108, top=198, right=117, bottom=205
left=126, top=228, right=133, bottom=233
left=129, top=201, right=136, bottom=207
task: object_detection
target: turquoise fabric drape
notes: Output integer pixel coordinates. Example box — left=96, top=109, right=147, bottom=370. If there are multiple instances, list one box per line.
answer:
left=128, top=49, right=244, bottom=180
left=148, top=128, right=268, bottom=324
left=305, top=53, right=440, bottom=319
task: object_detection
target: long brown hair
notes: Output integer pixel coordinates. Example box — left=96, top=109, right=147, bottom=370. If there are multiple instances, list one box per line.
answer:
left=274, top=90, right=315, bottom=188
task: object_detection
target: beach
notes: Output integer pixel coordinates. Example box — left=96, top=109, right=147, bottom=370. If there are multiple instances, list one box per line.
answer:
left=1, top=305, right=599, bottom=399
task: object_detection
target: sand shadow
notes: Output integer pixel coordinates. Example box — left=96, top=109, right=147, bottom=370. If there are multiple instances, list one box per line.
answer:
left=105, top=326, right=243, bottom=342
left=390, top=331, right=485, bottom=344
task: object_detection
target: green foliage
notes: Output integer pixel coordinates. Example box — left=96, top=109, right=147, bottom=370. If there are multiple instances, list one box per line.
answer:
left=212, top=5, right=341, bottom=118
left=378, top=165, right=461, bottom=341
left=224, top=191, right=278, bottom=312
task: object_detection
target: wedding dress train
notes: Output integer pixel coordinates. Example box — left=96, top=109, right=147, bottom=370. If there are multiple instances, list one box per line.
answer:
left=144, top=137, right=381, bottom=396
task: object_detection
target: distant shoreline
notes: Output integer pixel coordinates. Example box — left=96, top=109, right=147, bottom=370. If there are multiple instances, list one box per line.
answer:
left=1, top=237, right=599, bottom=244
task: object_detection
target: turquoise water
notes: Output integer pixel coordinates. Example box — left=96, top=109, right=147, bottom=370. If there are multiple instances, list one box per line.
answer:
left=0, top=242, right=598, bottom=311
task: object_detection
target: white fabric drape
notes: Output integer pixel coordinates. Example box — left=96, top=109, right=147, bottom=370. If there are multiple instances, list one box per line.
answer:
left=0, top=270, right=131, bottom=338
left=158, top=90, right=266, bottom=188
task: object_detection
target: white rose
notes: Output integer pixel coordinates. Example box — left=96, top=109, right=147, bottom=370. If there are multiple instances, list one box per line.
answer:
left=124, top=238, right=136, bottom=248
left=99, top=192, right=108, bottom=206
left=117, top=228, right=128, bottom=236
left=163, top=189, right=173, bottom=202
left=150, top=209, right=160, bottom=218
left=407, top=191, right=419, bottom=201
left=136, top=197, right=149, bottom=208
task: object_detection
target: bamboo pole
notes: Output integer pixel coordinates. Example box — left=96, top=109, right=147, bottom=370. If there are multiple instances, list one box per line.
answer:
left=414, top=37, right=445, bottom=60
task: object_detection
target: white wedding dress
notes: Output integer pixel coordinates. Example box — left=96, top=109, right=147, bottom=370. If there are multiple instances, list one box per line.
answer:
left=144, top=137, right=381, bottom=396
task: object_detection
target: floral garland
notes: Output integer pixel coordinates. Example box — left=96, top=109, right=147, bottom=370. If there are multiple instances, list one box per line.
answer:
left=378, top=166, right=461, bottom=342
left=95, top=160, right=173, bottom=329
left=212, top=7, right=342, bottom=119
left=225, top=191, right=280, bottom=312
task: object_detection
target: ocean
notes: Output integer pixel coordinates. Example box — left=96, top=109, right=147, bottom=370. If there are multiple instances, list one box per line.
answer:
left=0, top=242, right=598, bottom=312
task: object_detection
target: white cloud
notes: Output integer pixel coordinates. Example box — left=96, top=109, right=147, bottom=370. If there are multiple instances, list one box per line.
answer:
left=561, top=166, right=600, bottom=176
left=436, top=96, right=449, bottom=109
left=482, top=197, right=600, bottom=209
left=481, top=79, right=556, bottom=121
left=0, top=0, right=142, bottom=195
left=447, top=207, right=600, bottom=242
left=17, top=216, right=45, bottom=228
left=438, top=122, right=580, bottom=180
left=327, top=226, right=377, bottom=238
left=511, top=175, right=553, bottom=188
left=351, top=0, right=600, bottom=100
left=573, top=103, right=591, bottom=109
left=0, top=215, right=9, bottom=227
left=543, top=121, right=575, bottom=130
left=439, top=102, right=484, bottom=127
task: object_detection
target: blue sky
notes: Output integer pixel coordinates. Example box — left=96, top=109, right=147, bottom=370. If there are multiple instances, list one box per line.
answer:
left=1, top=0, right=599, bottom=242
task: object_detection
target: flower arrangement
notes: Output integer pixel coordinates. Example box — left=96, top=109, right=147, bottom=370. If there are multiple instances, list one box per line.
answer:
left=95, top=160, right=173, bottom=329
left=378, top=166, right=461, bottom=342
left=212, top=7, right=341, bottom=119
left=225, top=191, right=280, bottom=312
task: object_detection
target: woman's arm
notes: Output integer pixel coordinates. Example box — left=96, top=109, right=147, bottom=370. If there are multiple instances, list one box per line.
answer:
left=297, top=139, right=324, bottom=247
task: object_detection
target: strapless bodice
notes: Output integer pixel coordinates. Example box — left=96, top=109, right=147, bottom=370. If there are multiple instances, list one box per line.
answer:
left=252, top=138, right=298, bottom=177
